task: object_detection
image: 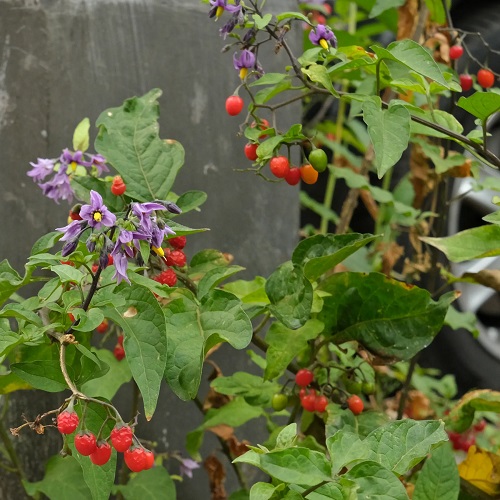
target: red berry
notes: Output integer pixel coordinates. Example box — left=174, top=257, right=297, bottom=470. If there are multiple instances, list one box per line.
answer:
left=166, top=250, right=186, bottom=268
left=269, top=156, right=290, bottom=178
left=168, top=236, right=187, bottom=250
left=244, top=143, right=259, bottom=161
left=474, top=420, right=487, bottom=432
left=155, top=269, right=177, bottom=287
left=314, top=395, right=329, bottom=413
left=124, top=447, right=147, bottom=472
left=347, top=395, right=364, bottom=415
left=60, top=260, right=74, bottom=266
left=68, top=312, right=76, bottom=323
left=96, top=319, right=109, bottom=334
left=108, top=255, right=114, bottom=266
left=110, top=425, right=134, bottom=452
left=459, top=74, right=473, bottom=92
left=111, top=176, right=126, bottom=196
left=301, top=393, right=317, bottom=412
left=477, top=68, right=495, bottom=89
left=285, top=167, right=301, bottom=186
left=460, top=436, right=476, bottom=452
left=74, top=432, right=98, bottom=456
left=69, top=211, right=82, bottom=221
left=117, top=334, right=124, bottom=345
left=299, top=388, right=308, bottom=400
left=143, top=449, right=155, bottom=470
left=251, top=118, right=270, bottom=138
left=295, top=369, right=314, bottom=387
left=225, top=95, right=244, bottom=116
left=91, top=264, right=99, bottom=273
left=90, top=441, right=112, bottom=466
left=57, top=411, right=79, bottom=435
left=449, top=45, right=464, bottom=60
left=114, top=344, right=125, bottom=361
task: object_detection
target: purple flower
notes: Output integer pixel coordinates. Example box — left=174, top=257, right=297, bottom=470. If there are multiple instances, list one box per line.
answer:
left=85, top=154, right=110, bottom=176
left=39, top=169, right=74, bottom=204
left=233, top=50, right=256, bottom=80
left=132, top=202, right=166, bottom=232
left=60, top=149, right=85, bottom=170
left=111, top=249, right=130, bottom=285
left=56, top=220, right=86, bottom=241
left=208, top=0, right=241, bottom=19
left=179, top=458, right=200, bottom=479
left=308, top=24, right=337, bottom=50
left=27, top=158, right=56, bottom=182
left=79, top=190, right=116, bottom=230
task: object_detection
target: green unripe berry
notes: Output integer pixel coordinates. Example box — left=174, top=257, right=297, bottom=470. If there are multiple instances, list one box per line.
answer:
left=272, top=393, right=288, bottom=411
left=308, top=149, right=328, bottom=173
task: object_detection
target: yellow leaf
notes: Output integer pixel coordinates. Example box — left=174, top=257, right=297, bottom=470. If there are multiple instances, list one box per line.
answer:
left=458, top=445, right=500, bottom=496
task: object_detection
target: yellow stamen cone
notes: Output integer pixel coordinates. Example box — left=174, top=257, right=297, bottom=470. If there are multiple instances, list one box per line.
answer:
left=93, top=212, right=102, bottom=222
left=319, top=39, right=329, bottom=50
left=216, top=6, right=224, bottom=18
left=239, top=68, right=248, bottom=80
left=152, top=246, right=164, bottom=257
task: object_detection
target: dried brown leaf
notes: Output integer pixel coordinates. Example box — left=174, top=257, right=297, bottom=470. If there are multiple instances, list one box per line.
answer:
left=204, top=454, right=227, bottom=500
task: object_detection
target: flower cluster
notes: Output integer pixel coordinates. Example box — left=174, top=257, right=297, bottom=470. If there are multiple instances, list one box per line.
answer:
left=56, top=190, right=181, bottom=285
left=27, top=149, right=109, bottom=204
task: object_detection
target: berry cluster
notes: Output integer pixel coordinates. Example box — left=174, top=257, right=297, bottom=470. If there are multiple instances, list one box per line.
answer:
left=153, top=235, right=187, bottom=287
left=447, top=419, right=487, bottom=452
left=295, top=369, right=329, bottom=413
left=268, top=153, right=327, bottom=186
left=57, top=410, right=154, bottom=471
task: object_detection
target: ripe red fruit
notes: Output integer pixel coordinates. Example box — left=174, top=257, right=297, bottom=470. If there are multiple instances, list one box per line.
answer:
left=74, top=432, right=98, bottom=456
left=477, top=68, right=495, bottom=89
left=108, top=255, right=114, bottom=266
left=301, top=393, right=317, bottom=412
left=460, top=74, right=473, bottom=92
left=96, top=319, right=109, bottom=334
left=110, top=425, right=134, bottom=452
left=111, top=175, right=126, bottom=196
left=124, top=447, right=147, bottom=472
left=91, top=264, right=99, bottom=273
left=449, top=45, right=464, bottom=60
left=168, top=236, right=187, bottom=250
left=285, top=167, right=301, bottom=186
left=68, top=312, right=76, bottom=323
left=155, top=269, right=177, bottom=287
left=225, top=95, right=244, bottom=116
left=90, top=441, right=112, bottom=466
left=57, top=411, right=79, bottom=435
left=166, top=250, right=187, bottom=267
left=69, top=210, right=82, bottom=221
left=143, top=449, right=155, bottom=470
left=244, top=143, right=259, bottom=161
left=251, top=118, right=270, bottom=138
left=474, top=419, right=486, bottom=432
left=114, top=344, right=125, bottom=361
left=269, top=156, right=290, bottom=178
left=295, top=369, right=314, bottom=387
left=314, top=395, right=329, bottom=413
left=117, top=334, right=124, bottom=345
left=299, top=388, right=308, bottom=400
left=347, top=395, right=364, bottom=415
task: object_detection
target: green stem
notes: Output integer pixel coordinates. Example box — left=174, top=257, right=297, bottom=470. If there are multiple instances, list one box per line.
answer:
left=302, top=481, right=330, bottom=497
left=374, top=167, right=393, bottom=237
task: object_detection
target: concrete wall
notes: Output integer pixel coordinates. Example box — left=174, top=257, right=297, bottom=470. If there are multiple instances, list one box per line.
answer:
left=0, top=0, right=300, bottom=498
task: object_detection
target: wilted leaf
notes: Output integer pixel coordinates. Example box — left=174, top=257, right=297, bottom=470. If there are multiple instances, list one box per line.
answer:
left=458, top=445, right=500, bottom=497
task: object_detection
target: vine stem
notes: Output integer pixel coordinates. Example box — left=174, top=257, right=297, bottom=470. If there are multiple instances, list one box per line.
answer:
left=301, top=481, right=330, bottom=497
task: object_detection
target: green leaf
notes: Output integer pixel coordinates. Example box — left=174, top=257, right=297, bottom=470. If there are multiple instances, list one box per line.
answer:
left=11, top=359, right=69, bottom=392
left=30, top=231, right=61, bottom=255
left=318, top=272, right=456, bottom=360
left=266, top=261, right=313, bottom=330
left=101, top=283, right=167, bottom=420
left=95, top=88, right=184, bottom=202
left=457, top=92, right=500, bottom=122
left=23, top=456, right=91, bottom=500
left=276, top=11, right=311, bottom=24
left=369, top=0, right=406, bottom=18
left=72, top=308, right=105, bottom=333
left=249, top=73, right=288, bottom=87
left=81, top=348, right=132, bottom=400
left=444, top=306, right=479, bottom=338
left=264, top=320, right=324, bottom=380
left=164, top=289, right=252, bottom=400
left=257, top=448, right=333, bottom=487
left=211, top=372, right=280, bottom=406
left=327, top=431, right=374, bottom=474
left=197, top=265, right=245, bottom=299
left=50, top=264, right=85, bottom=285
left=424, top=0, right=451, bottom=24
left=372, top=39, right=448, bottom=87
left=253, top=13, right=272, bottom=29
left=256, top=136, right=284, bottom=160
left=446, top=389, right=500, bottom=433
left=275, top=424, right=298, bottom=450
left=0, top=260, right=25, bottom=306
left=413, top=443, right=460, bottom=500
left=344, top=461, right=409, bottom=499
left=174, top=190, right=207, bottom=213
left=302, top=64, right=338, bottom=96
left=0, top=372, right=33, bottom=394
left=73, top=117, right=90, bottom=152
left=250, top=482, right=286, bottom=500
left=117, top=466, right=176, bottom=500
left=421, top=225, right=500, bottom=262
left=365, top=419, right=448, bottom=474
left=292, top=233, right=378, bottom=281
left=362, top=99, right=410, bottom=178
left=222, top=277, right=269, bottom=305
